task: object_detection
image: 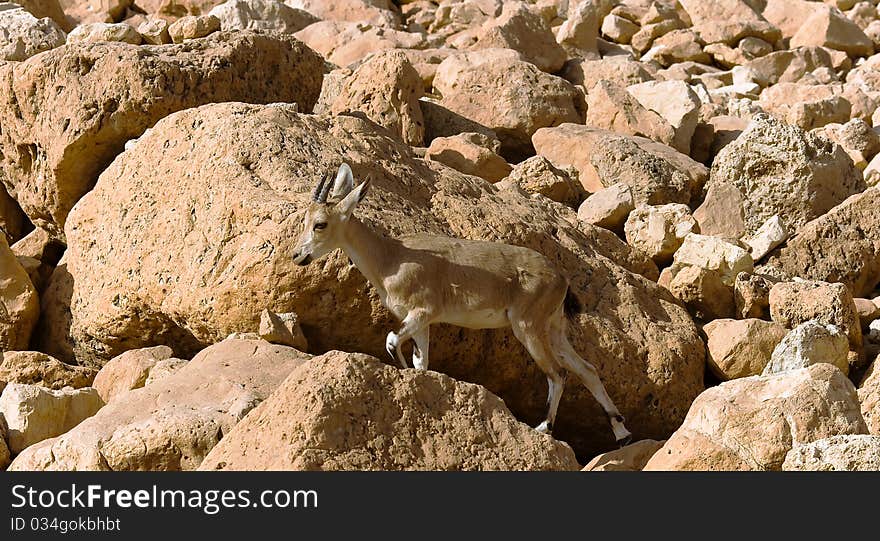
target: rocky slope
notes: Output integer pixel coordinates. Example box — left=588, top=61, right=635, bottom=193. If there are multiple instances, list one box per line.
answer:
left=1, top=0, right=879, bottom=471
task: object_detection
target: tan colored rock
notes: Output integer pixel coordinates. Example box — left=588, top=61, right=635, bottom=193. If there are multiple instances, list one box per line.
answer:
left=0, top=384, right=103, bottom=453
left=434, top=49, right=583, bottom=160
left=791, top=6, right=873, bottom=57
left=577, top=183, right=633, bottom=231
left=0, top=31, right=325, bottom=240
left=586, top=80, right=677, bottom=151
left=561, top=56, right=653, bottom=90
left=0, top=185, right=25, bottom=245
left=258, top=309, right=307, bottom=351
left=764, top=321, right=850, bottom=376
left=92, top=346, right=176, bottom=403
left=45, top=102, right=704, bottom=457
left=742, top=214, right=788, bottom=262
left=136, top=18, right=171, bottom=45
left=601, top=13, right=638, bottom=45
left=783, top=434, right=880, bottom=470
left=294, top=20, right=424, bottom=67
left=0, top=351, right=96, bottom=391
left=734, top=272, right=773, bottom=319
left=759, top=83, right=852, bottom=130
left=644, top=364, right=867, bottom=470
left=9, top=339, right=306, bottom=470
left=426, top=132, right=511, bottom=183
left=199, top=352, right=579, bottom=471
left=814, top=118, right=880, bottom=169
left=623, top=204, right=697, bottom=265
left=860, top=359, right=880, bottom=434
left=532, top=123, right=707, bottom=206
left=761, top=0, right=822, bottom=40
left=330, top=50, right=424, bottom=146
left=208, top=0, right=317, bottom=33
left=143, top=357, right=187, bottom=386
left=746, top=47, right=844, bottom=87
left=67, top=22, right=141, bottom=44
left=697, top=114, right=864, bottom=240
left=703, top=318, right=787, bottom=380
left=0, top=236, right=39, bottom=351
left=471, top=2, right=566, bottom=73
left=167, top=14, right=220, bottom=42
left=678, top=0, right=781, bottom=45
left=627, top=80, right=700, bottom=155
left=0, top=4, right=65, bottom=61
left=630, top=18, right=681, bottom=53
left=16, top=0, right=67, bottom=30
left=556, top=0, right=599, bottom=58
left=582, top=439, right=664, bottom=471
left=668, top=233, right=754, bottom=287
left=0, top=422, right=9, bottom=469
left=855, top=298, right=880, bottom=325
left=646, top=29, right=710, bottom=67
left=287, top=0, right=400, bottom=28
left=666, top=265, right=735, bottom=320
left=769, top=280, right=863, bottom=365
left=499, top=155, right=585, bottom=206
left=764, top=188, right=880, bottom=298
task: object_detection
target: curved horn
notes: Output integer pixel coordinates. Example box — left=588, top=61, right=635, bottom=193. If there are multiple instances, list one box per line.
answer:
left=311, top=171, right=329, bottom=202
left=317, top=169, right=334, bottom=203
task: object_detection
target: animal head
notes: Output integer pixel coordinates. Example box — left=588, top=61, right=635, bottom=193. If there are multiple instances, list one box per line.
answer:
left=292, top=163, right=371, bottom=266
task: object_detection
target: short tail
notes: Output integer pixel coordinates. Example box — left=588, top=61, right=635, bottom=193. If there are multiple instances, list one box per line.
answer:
left=563, top=286, right=582, bottom=319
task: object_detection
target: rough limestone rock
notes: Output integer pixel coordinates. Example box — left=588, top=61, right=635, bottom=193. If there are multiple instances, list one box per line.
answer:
left=532, top=124, right=708, bottom=206
left=703, top=318, right=788, bottom=380
left=45, top=102, right=705, bottom=457
left=92, top=345, right=177, bottom=403
left=697, top=114, right=865, bottom=239
left=585, top=80, right=677, bottom=152
left=0, top=422, right=9, bottom=469
left=168, top=14, right=221, bottom=43
left=470, top=2, right=565, bottom=73
left=576, top=183, right=634, bottom=231
left=556, top=0, right=600, bottom=59
left=499, top=155, right=584, bottom=206
left=433, top=49, right=583, bottom=160
left=758, top=83, right=852, bottom=130
left=15, top=0, right=67, bottom=29
left=67, top=23, right=142, bottom=44
left=860, top=360, right=880, bottom=434
left=0, top=384, right=103, bottom=453
left=8, top=339, right=306, bottom=471
left=294, top=20, right=423, bottom=68
left=137, top=19, right=171, bottom=45
left=0, top=3, right=65, bottom=61
left=582, top=439, right=664, bottom=472
left=425, top=132, right=511, bottom=182
left=624, top=204, right=697, bottom=265
left=791, top=6, right=873, bottom=57
left=644, top=364, right=867, bottom=470
left=208, top=0, right=317, bottom=33
left=0, top=351, right=96, bottom=392
left=665, top=265, right=736, bottom=321
left=764, top=188, right=880, bottom=298
left=0, top=30, right=325, bottom=240
left=329, top=50, right=424, bottom=146
left=763, top=321, right=850, bottom=376
left=287, top=0, right=400, bottom=28
left=769, top=280, right=863, bottom=363
left=0, top=185, right=25, bottom=244
left=783, top=435, right=880, bottom=470
left=742, top=214, right=788, bottom=262
left=627, top=80, right=700, bottom=155
left=0, top=236, right=39, bottom=351
left=667, top=234, right=753, bottom=287
left=746, top=46, right=845, bottom=87
left=199, top=352, right=580, bottom=471
left=561, top=57, right=653, bottom=90
left=677, top=0, right=781, bottom=45
left=258, top=309, right=308, bottom=351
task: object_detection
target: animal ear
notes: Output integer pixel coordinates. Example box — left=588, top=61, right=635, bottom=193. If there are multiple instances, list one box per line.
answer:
left=336, top=178, right=371, bottom=220
left=330, top=163, right=355, bottom=201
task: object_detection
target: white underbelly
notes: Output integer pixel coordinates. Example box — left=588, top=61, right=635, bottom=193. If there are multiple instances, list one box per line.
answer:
left=440, top=308, right=509, bottom=329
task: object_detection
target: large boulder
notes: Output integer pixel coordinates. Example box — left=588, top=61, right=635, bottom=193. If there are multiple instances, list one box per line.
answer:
left=532, top=124, right=708, bottom=206
left=208, top=0, right=318, bottom=33
left=433, top=49, right=584, bottom=160
left=585, top=80, right=677, bottom=152
left=677, top=0, right=781, bottom=45
left=783, top=435, right=880, bottom=470
left=0, top=351, right=96, bottom=392
left=92, top=345, right=181, bottom=403
left=0, top=235, right=39, bottom=351
left=703, top=318, right=787, bottom=380
left=469, top=2, right=566, bottom=73
left=644, top=364, right=868, bottom=470
left=696, top=114, right=865, bottom=239
left=328, top=50, right=424, bottom=146
left=764, top=188, right=880, bottom=298
left=763, top=320, right=850, bottom=376
left=790, top=5, right=873, bottom=57
left=0, top=30, right=325, bottom=240
left=8, top=339, right=306, bottom=471
left=758, top=83, right=852, bottom=130
left=43, top=102, right=705, bottom=457
left=0, top=3, right=66, bottom=61
left=581, top=439, right=664, bottom=471
left=199, top=352, right=580, bottom=471
left=0, top=383, right=103, bottom=453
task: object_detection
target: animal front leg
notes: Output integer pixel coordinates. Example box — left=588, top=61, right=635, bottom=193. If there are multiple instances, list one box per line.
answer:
left=385, top=310, right=431, bottom=370
left=411, top=327, right=429, bottom=370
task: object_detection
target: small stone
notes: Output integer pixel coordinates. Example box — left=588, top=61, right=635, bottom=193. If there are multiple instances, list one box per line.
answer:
left=763, top=320, right=850, bottom=376
left=258, top=309, right=308, bottom=352
left=0, top=384, right=103, bottom=453
left=742, top=214, right=788, bottom=261
left=576, top=183, right=634, bottom=231
left=137, top=19, right=171, bottom=45
left=623, top=204, right=697, bottom=265
left=67, top=22, right=142, bottom=45
left=168, top=14, right=221, bottom=44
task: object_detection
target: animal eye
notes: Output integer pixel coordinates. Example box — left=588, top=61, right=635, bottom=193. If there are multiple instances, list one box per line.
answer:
left=313, top=222, right=328, bottom=231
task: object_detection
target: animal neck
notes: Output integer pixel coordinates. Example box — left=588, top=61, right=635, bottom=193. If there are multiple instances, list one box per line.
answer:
left=338, top=216, right=395, bottom=290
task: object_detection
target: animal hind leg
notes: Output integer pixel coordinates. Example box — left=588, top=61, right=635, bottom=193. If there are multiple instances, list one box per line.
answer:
left=509, top=317, right=567, bottom=434
left=551, top=322, right=632, bottom=445
left=385, top=309, right=431, bottom=369
left=411, top=326, right=430, bottom=370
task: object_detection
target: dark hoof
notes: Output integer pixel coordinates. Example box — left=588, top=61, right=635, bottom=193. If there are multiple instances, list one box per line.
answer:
left=616, top=435, right=633, bottom=448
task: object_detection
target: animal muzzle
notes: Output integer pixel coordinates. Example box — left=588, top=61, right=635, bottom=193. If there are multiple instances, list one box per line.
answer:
left=292, top=250, right=313, bottom=266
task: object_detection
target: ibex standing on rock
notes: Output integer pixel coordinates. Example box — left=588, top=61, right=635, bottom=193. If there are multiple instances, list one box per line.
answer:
left=292, top=164, right=632, bottom=444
